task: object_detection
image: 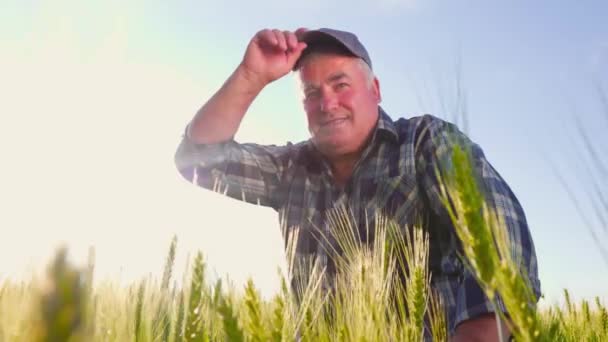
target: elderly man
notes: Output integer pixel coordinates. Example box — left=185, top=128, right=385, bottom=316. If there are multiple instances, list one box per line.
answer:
left=174, top=28, right=540, bottom=341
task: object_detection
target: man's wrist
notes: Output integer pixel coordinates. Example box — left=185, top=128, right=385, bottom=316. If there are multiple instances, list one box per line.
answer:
left=234, top=63, right=268, bottom=94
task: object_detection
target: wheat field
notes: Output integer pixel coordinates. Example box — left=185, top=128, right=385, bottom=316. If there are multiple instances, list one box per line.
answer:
left=1, top=144, right=606, bottom=342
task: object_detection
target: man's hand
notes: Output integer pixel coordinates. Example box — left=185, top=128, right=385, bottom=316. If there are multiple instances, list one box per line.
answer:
left=239, top=28, right=308, bottom=87
left=451, top=313, right=511, bottom=342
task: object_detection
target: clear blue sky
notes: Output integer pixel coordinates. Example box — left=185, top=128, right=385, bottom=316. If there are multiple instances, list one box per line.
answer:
left=1, top=0, right=607, bottom=304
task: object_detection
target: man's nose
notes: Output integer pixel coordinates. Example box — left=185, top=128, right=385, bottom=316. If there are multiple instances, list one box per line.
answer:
left=320, top=92, right=338, bottom=112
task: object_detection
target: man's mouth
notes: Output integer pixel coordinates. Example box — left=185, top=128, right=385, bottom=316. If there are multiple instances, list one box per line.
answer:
left=321, top=118, right=348, bottom=127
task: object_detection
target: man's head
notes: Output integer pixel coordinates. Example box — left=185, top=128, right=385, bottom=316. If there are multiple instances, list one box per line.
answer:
left=294, top=29, right=381, bottom=161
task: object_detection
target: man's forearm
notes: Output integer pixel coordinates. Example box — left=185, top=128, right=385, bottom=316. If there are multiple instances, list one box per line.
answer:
left=187, top=64, right=266, bottom=144
left=451, top=313, right=511, bottom=342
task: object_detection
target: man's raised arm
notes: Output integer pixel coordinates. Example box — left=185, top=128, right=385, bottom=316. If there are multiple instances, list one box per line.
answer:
left=174, top=29, right=308, bottom=208
left=187, top=28, right=307, bottom=144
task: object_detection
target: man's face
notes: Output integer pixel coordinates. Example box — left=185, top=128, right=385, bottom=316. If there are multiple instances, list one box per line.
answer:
left=298, top=53, right=381, bottom=159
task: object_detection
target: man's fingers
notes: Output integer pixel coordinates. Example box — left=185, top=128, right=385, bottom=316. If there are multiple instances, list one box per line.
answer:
left=256, top=28, right=308, bottom=52
left=272, top=29, right=287, bottom=51
left=252, top=28, right=307, bottom=69
left=286, top=42, right=307, bottom=67
left=257, top=29, right=278, bottom=48
left=284, top=30, right=298, bottom=51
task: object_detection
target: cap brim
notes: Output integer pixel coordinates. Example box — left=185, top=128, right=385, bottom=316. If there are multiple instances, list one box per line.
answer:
left=299, top=30, right=341, bottom=45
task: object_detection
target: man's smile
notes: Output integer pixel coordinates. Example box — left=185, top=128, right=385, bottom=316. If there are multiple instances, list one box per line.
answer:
left=320, top=117, right=349, bottom=128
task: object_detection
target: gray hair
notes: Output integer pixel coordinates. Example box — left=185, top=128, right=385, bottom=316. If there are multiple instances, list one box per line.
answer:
left=354, top=57, right=375, bottom=87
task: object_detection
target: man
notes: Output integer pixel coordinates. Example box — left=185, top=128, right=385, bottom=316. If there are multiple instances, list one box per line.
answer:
left=174, top=28, right=540, bottom=341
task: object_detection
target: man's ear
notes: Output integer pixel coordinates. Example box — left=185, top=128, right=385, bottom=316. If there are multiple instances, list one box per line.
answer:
left=372, top=77, right=381, bottom=103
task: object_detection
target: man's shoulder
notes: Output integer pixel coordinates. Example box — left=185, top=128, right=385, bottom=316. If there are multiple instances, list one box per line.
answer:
left=392, top=113, right=454, bottom=141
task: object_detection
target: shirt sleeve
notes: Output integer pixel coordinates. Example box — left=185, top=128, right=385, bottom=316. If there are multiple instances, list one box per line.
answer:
left=174, top=125, right=295, bottom=210
left=414, top=115, right=541, bottom=329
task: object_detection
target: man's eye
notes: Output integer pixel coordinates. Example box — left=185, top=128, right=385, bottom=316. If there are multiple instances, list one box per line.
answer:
left=336, top=83, right=349, bottom=89
left=305, top=91, right=319, bottom=99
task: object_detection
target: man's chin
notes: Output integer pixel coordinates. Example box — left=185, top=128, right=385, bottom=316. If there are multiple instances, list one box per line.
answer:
left=315, top=139, right=355, bottom=158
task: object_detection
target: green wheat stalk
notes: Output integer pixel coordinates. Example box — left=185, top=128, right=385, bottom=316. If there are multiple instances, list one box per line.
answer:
left=38, top=247, right=85, bottom=342
left=243, top=278, right=267, bottom=342
left=185, top=251, right=209, bottom=342
left=437, top=143, right=542, bottom=341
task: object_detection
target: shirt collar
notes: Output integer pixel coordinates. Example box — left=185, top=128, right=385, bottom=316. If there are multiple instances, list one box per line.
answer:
left=375, top=106, right=399, bottom=144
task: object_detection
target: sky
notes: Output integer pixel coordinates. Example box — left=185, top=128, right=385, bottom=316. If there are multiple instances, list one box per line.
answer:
left=1, top=0, right=607, bottom=305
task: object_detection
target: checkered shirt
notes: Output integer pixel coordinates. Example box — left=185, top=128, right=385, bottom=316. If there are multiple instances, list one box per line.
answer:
left=174, top=107, right=541, bottom=334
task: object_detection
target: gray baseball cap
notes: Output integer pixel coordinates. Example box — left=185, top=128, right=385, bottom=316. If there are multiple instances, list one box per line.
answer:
left=293, top=28, right=372, bottom=71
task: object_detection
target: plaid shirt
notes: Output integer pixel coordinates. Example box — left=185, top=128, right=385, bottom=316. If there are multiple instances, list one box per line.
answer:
left=174, top=107, right=541, bottom=334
